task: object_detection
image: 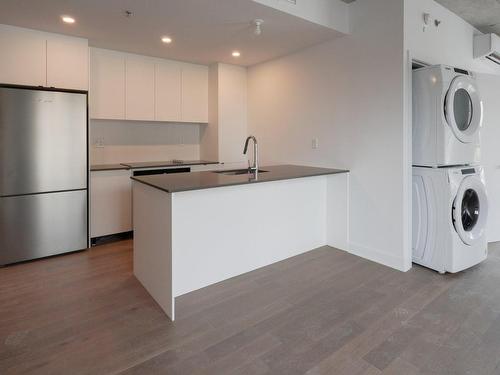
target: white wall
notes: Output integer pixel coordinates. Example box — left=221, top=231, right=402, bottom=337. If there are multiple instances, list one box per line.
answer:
left=404, top=0, right=500, bottom=74
left=477, top=74, right=500, bottom=242
left=90, top=120, right=201, bottom=164
left=248, top=0, right=410, bottom=271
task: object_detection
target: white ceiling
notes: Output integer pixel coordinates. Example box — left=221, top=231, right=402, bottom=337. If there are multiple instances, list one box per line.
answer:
left=0, top=0, right=343, bottom=67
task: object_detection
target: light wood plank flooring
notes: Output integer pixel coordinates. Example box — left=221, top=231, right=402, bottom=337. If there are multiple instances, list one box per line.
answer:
left=1, top=240, right=500, bottom=375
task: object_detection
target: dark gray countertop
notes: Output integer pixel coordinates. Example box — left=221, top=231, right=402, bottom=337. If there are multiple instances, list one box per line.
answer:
left=90, top=164, right=130, bottom=171
left=121, top=160, right=219, bottom=169
left=131, top=165, right=349, bottom=193
left=90, top=160, right=219, bottom=171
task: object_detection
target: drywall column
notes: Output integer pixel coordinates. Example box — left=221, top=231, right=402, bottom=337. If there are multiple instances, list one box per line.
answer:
left=201, top=63, right=248, bottom=166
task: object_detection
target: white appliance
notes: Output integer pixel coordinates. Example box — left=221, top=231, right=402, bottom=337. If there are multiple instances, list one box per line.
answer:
left=412, top=65, right=483, bottom=167
left=474, top=33, right=500, bottom=66
left=412, top=166, right=488, bottom=273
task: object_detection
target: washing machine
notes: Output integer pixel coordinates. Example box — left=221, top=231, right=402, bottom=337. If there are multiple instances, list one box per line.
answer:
left=412, top=166, right=488, bottom=273
left=413, top=65, right=483, bottom=167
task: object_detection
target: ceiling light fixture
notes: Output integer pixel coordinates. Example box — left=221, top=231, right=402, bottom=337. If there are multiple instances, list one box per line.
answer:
left=161, top=36, right=172, bottom=44
left=232, top=51, right=241, bottom=57
left=253, top=19, right=264, bottom=36
left=61, top=15, right=75, bottom=24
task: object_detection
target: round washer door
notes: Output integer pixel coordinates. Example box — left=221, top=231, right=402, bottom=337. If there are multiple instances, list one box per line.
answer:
left=452, top=176, right=488, bottom=245
left=445, top=75, right=483, bottom=144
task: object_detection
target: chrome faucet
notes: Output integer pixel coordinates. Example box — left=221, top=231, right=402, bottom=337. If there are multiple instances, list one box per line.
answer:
left=243, top=135, right=259, bottom=172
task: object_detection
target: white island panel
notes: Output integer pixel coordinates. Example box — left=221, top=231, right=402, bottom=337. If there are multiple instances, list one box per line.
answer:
left=133, top=171, right=349, bottom=321
left=171, top=176, right=327, bottom=297
left=133, top=182, right=174, bottom=320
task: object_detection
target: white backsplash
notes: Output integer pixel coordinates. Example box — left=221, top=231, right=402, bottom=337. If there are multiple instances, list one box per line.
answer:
left=90, top=119, right=202, bottom=164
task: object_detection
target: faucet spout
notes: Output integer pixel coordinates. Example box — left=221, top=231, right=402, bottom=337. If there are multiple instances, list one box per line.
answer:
left=243, top=136, right=259, bottom=172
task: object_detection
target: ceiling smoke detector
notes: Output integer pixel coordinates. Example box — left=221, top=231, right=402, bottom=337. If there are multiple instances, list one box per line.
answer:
left=253, top=19, right=264, bottom=36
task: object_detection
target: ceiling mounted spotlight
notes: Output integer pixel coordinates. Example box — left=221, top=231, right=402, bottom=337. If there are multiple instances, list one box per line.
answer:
left=61, top=15, right=75, bottom=24
left=253, top=19, right=264, bottom=36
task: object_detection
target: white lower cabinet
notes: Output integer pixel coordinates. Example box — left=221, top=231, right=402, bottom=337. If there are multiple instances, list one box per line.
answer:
left=90, top=170, right=132, bottom=238
left=90, top=166, right=222, bottom=239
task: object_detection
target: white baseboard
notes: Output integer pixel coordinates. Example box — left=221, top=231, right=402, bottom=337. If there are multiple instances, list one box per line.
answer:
left=348, top=241, right=409, bottom=272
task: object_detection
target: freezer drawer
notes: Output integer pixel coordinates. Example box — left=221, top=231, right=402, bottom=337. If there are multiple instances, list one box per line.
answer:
left=0, top=88, right=87, bottom=196
left=0, top=190, right=88, bottom=265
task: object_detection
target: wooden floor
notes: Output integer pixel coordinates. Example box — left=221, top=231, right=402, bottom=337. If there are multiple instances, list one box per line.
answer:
left=1, top=241, right=500, bottom=375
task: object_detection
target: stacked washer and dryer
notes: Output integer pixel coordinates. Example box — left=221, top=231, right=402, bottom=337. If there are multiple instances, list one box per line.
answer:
left=412, top=65, right=489, bottom=273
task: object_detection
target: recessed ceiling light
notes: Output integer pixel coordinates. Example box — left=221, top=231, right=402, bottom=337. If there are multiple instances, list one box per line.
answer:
left=61, top=15, right=75, bottom=24
left=232, top=51, right=241, bottom=57
left=161, top=36, right=172, bottom=44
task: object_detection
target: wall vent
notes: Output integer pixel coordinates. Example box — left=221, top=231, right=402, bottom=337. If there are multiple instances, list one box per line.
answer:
left=474, top=33, right=500, bottom=66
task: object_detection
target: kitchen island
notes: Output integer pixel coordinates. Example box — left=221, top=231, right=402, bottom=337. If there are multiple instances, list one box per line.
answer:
left=132, top=165, right=349, bottom=320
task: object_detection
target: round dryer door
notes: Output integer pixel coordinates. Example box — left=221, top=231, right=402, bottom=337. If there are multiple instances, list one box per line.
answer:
left=452, top=176, right=488, bottom=245
left=445, top=76, right=483, bottom=144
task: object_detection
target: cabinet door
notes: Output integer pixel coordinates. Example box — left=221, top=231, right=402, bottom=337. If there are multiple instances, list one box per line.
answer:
left=90, top=170, right=132, bottom=238
left=181, top=64, right=208, bottom=123
left=47, top=35, right=88, bottom=90
left=0, top=25, right=46, bottom=86
left=155, top=61, right=182, bottom=122
left=90, top=48, right=126, bottom=119
left=125, top=56, right=155, bottom=121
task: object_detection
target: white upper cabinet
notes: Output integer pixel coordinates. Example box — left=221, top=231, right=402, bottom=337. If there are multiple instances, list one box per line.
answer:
left=155, top=61, right=182, bottom=122
left=0, top=24, right=88, bottom=90
left=126, top=56, right=155, bottom=121
left=182, top=64, right=209, bottom=123
left=0, top=25, right=46, bottom=87
left=89, top=47, right=209, bottom=123
left=47, top=35, right=88, bottom=90
left=90, top=48, right=126, bottom=120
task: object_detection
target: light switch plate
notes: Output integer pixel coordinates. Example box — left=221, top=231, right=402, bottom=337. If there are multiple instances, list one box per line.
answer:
left=312, top=138, right=319, bottom=149
left=94, top=137, right=105, bottom=148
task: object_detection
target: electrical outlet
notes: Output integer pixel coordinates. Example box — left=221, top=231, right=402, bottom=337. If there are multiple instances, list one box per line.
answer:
left=312, top=138, right=319, bottom=149
left=94, top=137, right=105, bottom=148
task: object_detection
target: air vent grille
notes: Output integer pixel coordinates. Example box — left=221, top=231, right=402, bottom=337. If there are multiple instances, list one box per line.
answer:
left=486, top=52, right=500, bottom=65
left=474, top=34, right=500, bottom=66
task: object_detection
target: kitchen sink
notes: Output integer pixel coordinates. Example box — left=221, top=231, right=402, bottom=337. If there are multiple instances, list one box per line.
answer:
left=213, top=169, right=268, bottom=176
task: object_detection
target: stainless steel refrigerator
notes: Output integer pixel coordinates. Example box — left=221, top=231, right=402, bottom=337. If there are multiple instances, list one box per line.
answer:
left=0, top=87, right=88, bottom=265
